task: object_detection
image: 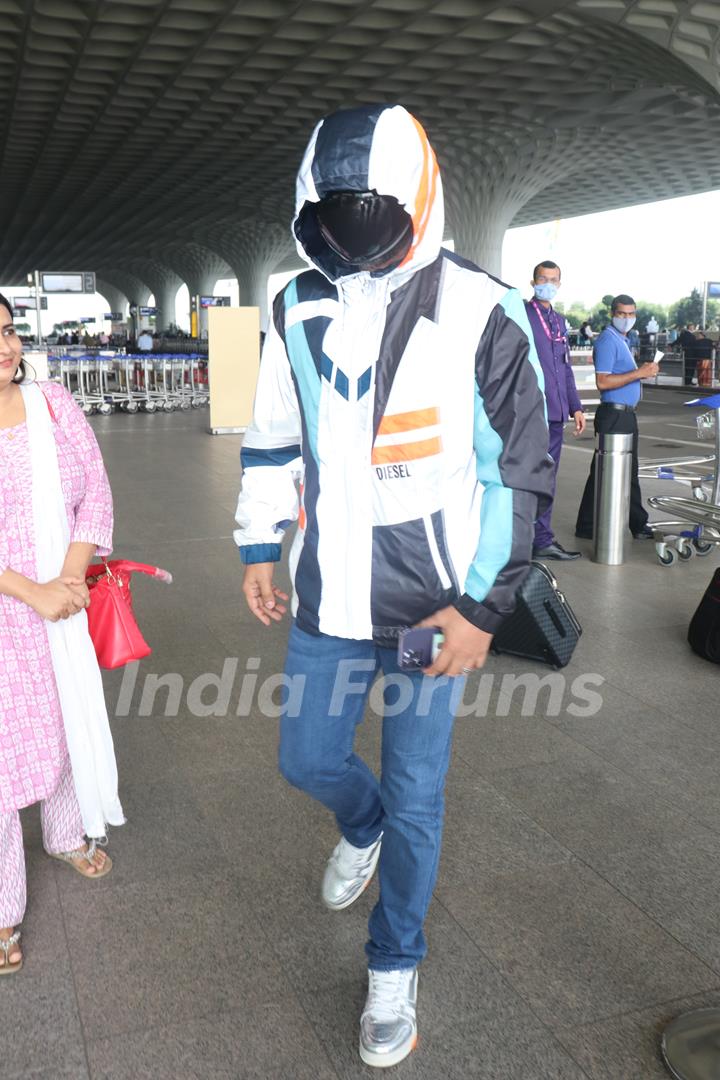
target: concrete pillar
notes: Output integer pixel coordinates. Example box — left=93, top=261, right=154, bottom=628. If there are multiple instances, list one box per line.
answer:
left=96, top=269, right=151, bottom=310
left=96, top=269, right=151, bottom=340
left=122, top=259, right=183, bottom=332
left=201, top=221, right=295, bottom=328
left=96, top=279, right=129, bottom=323
left=439, top=129, right=583, bottom=276
left=160, top=244, right=232, bottom=336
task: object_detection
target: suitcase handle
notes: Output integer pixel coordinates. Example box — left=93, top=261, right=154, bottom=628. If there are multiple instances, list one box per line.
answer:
left=544, top=599, right=567, bottom=638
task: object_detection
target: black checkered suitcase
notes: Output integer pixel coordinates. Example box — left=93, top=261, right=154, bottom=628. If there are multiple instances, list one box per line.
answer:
left=490, top=561, right=582, bottom=669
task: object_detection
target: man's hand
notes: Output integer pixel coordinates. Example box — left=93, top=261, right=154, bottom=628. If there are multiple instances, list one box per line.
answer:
left=639, top=361, right=659, bottom=379
left=416, top=606, right=493, bottom=677
left=242, top=562, right=289, bottom=626
left=572, top=410, right=586, bottom=436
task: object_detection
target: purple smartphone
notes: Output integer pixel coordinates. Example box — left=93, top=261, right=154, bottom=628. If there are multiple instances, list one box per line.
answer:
left=397, top=627, right=443, bottom=671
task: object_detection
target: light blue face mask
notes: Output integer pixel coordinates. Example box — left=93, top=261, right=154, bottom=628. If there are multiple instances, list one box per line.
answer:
left=533, top=282, right=558, bottom=301
left=612, top=316, right=636, bottom=334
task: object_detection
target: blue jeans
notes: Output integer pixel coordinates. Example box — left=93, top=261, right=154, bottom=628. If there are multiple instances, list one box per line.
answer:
left=279, top=622, right=463, bottom=971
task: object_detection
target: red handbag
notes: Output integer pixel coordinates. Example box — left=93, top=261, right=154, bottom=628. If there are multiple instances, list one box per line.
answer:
left=84, top=560, right=172, bottom=669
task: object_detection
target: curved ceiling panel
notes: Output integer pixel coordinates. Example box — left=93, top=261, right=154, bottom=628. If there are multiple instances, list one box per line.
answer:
left=0, top=0, right=718, bottom=282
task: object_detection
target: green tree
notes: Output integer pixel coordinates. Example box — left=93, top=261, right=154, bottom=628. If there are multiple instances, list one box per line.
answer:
left=589, top=298, right=612, bottom=332
left=669, top=288, right=719, bottom=329
left=634, top=302, right=668, bottom=332
left=554, top=302, right=590, bottom=329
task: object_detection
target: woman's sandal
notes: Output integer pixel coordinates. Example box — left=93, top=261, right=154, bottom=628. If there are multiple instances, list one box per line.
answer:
left=0, top=931, right=22, bottom=976
left=47, top=840, right=113, bottom=880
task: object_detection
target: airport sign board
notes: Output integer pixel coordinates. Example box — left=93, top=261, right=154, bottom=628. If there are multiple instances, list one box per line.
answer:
left=40, top=271, right=96, bottom=294
left=200, top=295, right=230, bottom=307
left=13, top=296, right=47, bottom=309
left=139, top=306, right=158, bottom=317
left=707, top=282, right=720, bottom=299
left=104, top=312, right=123, bottom=320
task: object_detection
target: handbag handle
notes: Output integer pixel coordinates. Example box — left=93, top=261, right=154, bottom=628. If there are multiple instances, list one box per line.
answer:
left=86, top=560, right=172, bottom=586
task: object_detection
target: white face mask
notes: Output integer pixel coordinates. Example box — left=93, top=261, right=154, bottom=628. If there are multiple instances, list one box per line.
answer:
left=612, top=315, right=636, bottom=334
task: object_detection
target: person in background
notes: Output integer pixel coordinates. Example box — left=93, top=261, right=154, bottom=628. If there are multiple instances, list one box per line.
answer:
left=525, top=260, right=586, bottom=561
left=693, top=330, right=714, bottom=388
left=579, top=320, right=594, bottom=345
left=678, top=323, right=698, bottom=385
left=137, top=328, right=153, bottom=352
left=627, top=324, right=640, bottom=357
left=575, top=294, right=659, bottom=540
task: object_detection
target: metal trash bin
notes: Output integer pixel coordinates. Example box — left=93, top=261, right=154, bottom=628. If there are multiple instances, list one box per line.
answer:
left=593, top=431, right=633, bottom=565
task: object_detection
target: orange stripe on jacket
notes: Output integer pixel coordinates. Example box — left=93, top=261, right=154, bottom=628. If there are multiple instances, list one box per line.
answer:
left=371, top=436, right=442, bottom=465
left=298, top=482, right=306, bottom=531
left=377, top=406, right=439, bottom=435
left=400, top=116, right=439, bottom=268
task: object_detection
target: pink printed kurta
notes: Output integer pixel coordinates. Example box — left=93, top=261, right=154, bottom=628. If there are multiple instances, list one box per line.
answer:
left=0, top=381, right=113, bottom=814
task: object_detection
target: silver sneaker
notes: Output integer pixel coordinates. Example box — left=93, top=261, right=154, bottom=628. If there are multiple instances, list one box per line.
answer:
left=321, top=833, right=382, bottom=911
left=359, top=967, right=418, bottom=1068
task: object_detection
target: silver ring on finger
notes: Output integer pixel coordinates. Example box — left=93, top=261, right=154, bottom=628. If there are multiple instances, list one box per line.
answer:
left=461, top=666, right=473, bottom=675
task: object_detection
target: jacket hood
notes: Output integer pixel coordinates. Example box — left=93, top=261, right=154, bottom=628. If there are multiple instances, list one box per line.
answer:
left=293, top=104, right=444, bottom=283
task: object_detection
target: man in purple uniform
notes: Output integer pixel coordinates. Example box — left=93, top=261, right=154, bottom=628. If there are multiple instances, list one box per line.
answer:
left=525, top=260, right=586, bottom=561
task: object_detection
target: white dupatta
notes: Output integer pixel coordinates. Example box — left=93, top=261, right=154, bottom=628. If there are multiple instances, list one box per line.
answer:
left=21, top=382, right=125, bottom=838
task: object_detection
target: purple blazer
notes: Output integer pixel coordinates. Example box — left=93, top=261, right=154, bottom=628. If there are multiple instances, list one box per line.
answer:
left=524, top=299, right=582, bottom=423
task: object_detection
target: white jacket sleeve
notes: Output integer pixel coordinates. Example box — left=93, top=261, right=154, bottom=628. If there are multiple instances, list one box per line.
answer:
left=234, top=310, right=303, bottom=564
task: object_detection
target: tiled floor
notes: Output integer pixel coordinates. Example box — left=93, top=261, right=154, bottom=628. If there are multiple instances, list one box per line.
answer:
left=3, top=388, right=719, bottom=1079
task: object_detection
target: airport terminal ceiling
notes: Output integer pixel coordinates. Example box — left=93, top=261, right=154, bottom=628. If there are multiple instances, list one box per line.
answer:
left=1, top=0, right=720, bottom=296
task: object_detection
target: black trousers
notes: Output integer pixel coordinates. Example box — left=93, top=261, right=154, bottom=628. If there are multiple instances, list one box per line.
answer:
left=575, top=404, right=649, bottom=537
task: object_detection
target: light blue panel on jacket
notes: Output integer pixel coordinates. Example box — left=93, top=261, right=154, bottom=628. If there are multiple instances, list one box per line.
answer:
left=464, top=386, right=513, bottom=603
left=284, top=278, right=321, bottom=463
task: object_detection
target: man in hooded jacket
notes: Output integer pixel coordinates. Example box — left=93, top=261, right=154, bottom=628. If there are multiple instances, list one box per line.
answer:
left=235, top=104, right=553, bottom=1069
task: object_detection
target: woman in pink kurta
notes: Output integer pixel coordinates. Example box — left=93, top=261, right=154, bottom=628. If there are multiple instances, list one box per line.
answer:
left=0, top=294, right=116, bottom=974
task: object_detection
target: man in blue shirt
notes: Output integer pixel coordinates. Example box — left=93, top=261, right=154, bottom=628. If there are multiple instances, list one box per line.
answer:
left=575, top=294, right=659, bottom=539
left=525, top=260, right=585, bottom=560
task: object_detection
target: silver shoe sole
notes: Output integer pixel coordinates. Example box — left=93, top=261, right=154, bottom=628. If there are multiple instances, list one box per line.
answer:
left=359, top=1030, right=417, bottom=1068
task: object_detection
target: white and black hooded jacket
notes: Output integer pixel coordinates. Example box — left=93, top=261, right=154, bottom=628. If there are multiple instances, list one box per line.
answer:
left=235, top=104, right=554, bottom=647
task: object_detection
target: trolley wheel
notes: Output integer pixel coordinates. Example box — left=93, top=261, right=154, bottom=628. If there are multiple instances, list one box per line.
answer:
left=180, top=401, right=191, bottom=411
left=144, top=401, right=157, bottom=414
left=191, top=399, right=202, bottom=408
left=162, top=401, right=175, bottom=413
left=693, top=487, right=709, bottom=502
left=125, top=402, right=139, bottom=414
left=99, top=403, right=113, bottom=416
left=81, top=404, right=95, bottom=415
left=657, top=546, right=678, bottom=566
left=676, top=540, right=695, bottom=561
left=693, top=539, right=714, bottom=556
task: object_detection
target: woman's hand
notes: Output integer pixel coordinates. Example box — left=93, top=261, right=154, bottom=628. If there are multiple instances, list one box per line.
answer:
left=28, top=578, right=88, bottom=622
left=60, top=575, right=91, bottom=608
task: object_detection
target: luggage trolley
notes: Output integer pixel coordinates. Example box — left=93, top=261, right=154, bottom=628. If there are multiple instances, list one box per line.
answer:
left=189, top=353, right=209, bottom=407
left=97, top=351, right=139, bottom=413
left=644, top=394, right=720, bottom=565
left=78, top=353, right=113, bottom=415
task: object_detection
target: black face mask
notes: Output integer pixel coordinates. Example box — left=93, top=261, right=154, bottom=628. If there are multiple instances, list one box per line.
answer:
left=308, top=191, right=413, bottom=273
